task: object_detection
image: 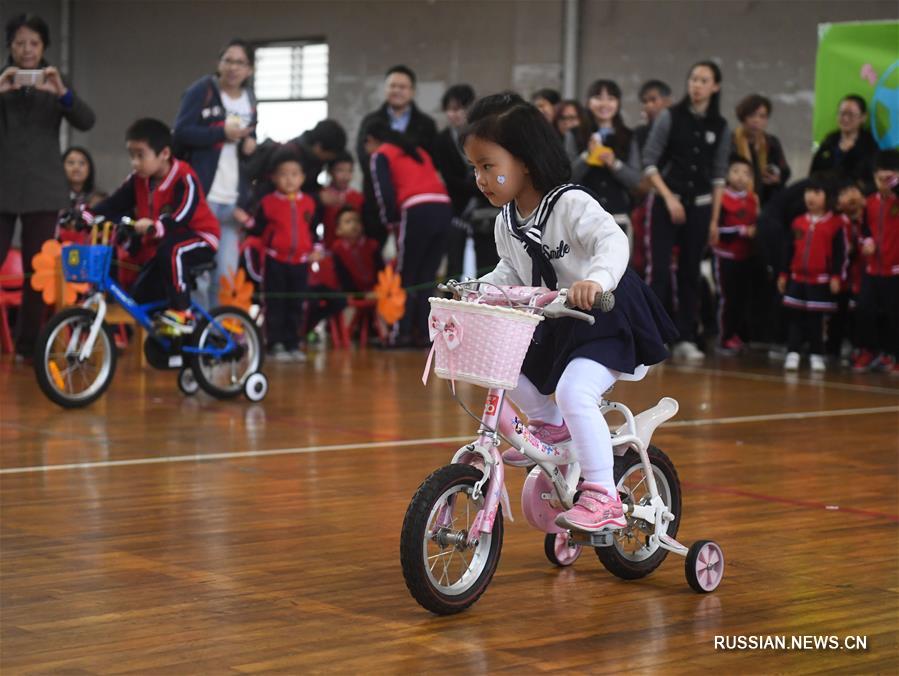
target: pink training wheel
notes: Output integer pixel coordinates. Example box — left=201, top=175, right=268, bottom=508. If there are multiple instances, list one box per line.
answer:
left=544, top=532, right=582, bottom=567
left=685, top=540, right=724, bottom=593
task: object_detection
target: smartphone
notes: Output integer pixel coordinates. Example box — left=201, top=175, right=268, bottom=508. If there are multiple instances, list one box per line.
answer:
left=14, top=69, right=44, bottom=86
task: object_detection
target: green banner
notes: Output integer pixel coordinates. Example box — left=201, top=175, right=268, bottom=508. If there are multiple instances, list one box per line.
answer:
left=814, top=20, right=899, bottom=150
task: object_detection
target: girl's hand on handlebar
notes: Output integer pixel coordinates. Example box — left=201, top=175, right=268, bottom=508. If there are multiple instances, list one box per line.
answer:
left=568, top=280, right=602, bottom=311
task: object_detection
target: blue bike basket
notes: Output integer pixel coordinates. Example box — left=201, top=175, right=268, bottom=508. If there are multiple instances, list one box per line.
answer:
left=62, top=245, right=113, bottom=284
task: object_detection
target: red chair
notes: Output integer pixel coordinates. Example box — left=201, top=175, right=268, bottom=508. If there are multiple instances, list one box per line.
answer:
left=0, top=249, right=24, bottom=354
left=347, top=297, right=387, bottom=348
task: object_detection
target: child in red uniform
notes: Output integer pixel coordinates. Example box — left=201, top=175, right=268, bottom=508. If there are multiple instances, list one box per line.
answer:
left=833, top=178, right=866, bottom=365
left=712, top=156, right=758, bottom=354
left=89, top=119, right=220, bottom=334
left=320, top=151, right=365, bottom=248
left=331, top=206, right=383, bottom=293
left=854, top=150, right=899, bottom=375
left=777, top=177, right=847, bottom=372
left=248, top=149, right=318, bottom=361
left=363, top=119, right=451, bottom=345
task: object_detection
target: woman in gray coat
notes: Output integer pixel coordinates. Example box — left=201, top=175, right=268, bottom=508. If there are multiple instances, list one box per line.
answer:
left=0, top=14, right=95, bottom=358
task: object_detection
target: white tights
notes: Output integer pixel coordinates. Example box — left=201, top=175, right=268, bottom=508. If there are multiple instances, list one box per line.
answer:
left=507, top=358, right=618, bottom=495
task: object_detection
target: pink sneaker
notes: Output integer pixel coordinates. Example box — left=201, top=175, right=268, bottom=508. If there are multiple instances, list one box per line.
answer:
left=555, top=482, right=627, bottom=532
left=501, top=421, right=571, bottom=466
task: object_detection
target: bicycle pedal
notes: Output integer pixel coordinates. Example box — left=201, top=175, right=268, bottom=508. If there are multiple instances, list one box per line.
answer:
left=569, top=531, right=616, bottom=548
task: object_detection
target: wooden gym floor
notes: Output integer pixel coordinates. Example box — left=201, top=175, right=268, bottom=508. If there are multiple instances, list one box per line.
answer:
left=1, top=348, right=897, bottom=674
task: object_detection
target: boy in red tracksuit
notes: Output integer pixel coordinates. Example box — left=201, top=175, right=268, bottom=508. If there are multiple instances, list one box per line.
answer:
left=777, top=176, right=847, bottom=372
left=248, top=149, right=319, bottom=361
left=854, top=150, right=899, bottom=375
left=711, top=157, right=758, bottom=354
left=89, top=118, right=220, bottom=335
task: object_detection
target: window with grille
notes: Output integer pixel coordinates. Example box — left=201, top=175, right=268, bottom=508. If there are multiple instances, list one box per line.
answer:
left=253, top=40, right=329, bottom=143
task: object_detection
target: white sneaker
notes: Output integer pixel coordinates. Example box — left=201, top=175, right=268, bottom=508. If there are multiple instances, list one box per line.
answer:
left=289, top=349, right=307, bottom=363
left=784, top=352, right=800, bottom=371
left=809, top=354, right=826, bottom=372
left=673, top=341, right=705, bottom=362
left=270, top=343, right=292, bottom=362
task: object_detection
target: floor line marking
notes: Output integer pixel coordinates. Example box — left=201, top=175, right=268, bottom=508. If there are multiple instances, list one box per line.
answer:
left=1, top=405, right=896, bottom=475
left=666, top=364, right=899, bottom=396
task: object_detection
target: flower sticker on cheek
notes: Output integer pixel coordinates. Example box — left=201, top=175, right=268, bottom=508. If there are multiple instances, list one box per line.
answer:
left=497, top=175, right=506, bottom=185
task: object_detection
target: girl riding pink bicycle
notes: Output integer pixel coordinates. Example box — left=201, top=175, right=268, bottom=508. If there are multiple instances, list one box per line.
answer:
left=402, top=94, right=724, bottom=614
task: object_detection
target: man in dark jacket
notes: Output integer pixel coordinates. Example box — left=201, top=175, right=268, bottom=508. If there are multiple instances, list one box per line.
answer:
left=355, top=65, right=437, bottom=243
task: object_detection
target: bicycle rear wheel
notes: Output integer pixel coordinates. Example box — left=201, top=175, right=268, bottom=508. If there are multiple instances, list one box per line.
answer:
left=595, top=445, right=681, bottom=579
left=188, top=306, right=263, bottom=399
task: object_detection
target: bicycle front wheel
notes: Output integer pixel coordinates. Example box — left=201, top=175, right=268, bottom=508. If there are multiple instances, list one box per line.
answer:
left=34, top=307, right=116, bottom=408
left=400, top=464, right=503, bottom=615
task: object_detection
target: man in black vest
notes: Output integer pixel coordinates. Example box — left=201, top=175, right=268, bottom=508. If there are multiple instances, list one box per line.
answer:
left=356, top=65, right=438, bottom=243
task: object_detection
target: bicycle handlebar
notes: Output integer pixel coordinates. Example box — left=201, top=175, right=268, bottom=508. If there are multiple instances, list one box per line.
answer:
left=438, top=280, right=614, bottom=325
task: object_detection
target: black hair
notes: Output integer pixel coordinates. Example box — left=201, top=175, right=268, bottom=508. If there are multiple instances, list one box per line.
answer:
left=5, top=13, right=50, bottom=48
left=735, top=93, right=772, bottom=122
left=727, top=154, right=753, bottom=170
left=460, top=92, right=571, bottom=194
left=875, top=148, right=899, bottom=171
left=531, top=88, right=561, bottom=106
left=585, top=79, right=633, bottom=158
left=385, top=64, right=416, bottom=86
left=126, top=118, right=172, bottom=155
left=840, top=94, right=867, bottom=116
left=335, top=204, right=361, bottom=221
left=219, top=38, right=255, bottom=66
left=362, top=118, right=422, bottom=163
left=834, top=175, right=862, bottom=195
left=442, top=84, right=476, bottom=110
left=639, top=79, right=671, bottom=100
left=805, top=172, right=836, bottom=210
left=677, top=60, right=723, bottom=120
left=306, top=119, right=347, bottom=154
left=327, top=150, right=354, bottom=172
left=62, top=146, right=96, bottom=194
left=268, top=147, right=305, bottom=175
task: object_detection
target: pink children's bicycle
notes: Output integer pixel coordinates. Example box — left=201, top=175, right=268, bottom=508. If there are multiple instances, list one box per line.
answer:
left=401, top=280, right=724, bottom=615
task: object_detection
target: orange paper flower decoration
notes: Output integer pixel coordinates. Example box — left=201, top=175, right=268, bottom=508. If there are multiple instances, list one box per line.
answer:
left=219, top=268, right=254, bottom=311
left=30, top=240, right=88, bottom=305
left=374, top=266, right=406, bottom=325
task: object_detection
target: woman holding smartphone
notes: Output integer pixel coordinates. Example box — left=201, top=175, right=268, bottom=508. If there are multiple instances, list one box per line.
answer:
left=173, top=39, right=258, bottom=308
left=0, top=13, right=95, bottom=361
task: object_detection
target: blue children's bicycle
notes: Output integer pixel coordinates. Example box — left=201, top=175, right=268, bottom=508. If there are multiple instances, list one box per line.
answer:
left=34, top=215, right=268, bottom=408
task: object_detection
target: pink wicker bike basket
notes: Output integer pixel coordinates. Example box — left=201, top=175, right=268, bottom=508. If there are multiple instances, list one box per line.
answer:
left=426, top=297, right=544, bottom=389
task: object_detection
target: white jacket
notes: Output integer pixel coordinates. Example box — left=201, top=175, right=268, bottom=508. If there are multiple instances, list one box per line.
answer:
left=479, top=185, right=629, bottom=293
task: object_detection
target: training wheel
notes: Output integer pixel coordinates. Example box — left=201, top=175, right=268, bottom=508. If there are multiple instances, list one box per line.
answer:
left=244, top=372, right=268, bottom=402
left=544, top=532, right=582, bottom=567
left=685, top=540, right=724, bottom=593
left=177, top=367, right=199, bottom=396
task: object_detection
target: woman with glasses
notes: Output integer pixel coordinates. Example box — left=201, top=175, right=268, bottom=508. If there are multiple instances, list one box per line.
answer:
left=173, top=39, right=258, bottom=307
left=810, top=94, right=878, bottom=194
left=555, top=99, right=590, bottom=149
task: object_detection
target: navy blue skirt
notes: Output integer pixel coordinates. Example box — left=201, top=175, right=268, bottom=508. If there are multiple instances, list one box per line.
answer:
left=782, top=280, right=837, bottom=313
left=522, top=268, right=679, bottom=395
